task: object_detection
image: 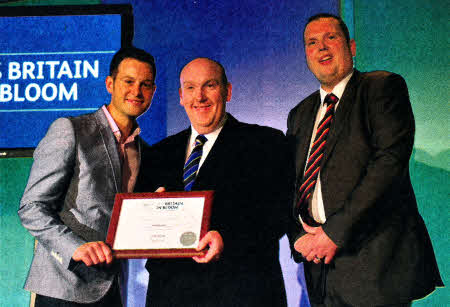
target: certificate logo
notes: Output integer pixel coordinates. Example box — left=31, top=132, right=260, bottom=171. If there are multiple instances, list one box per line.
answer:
left=180, top=231, right=196, bottom=246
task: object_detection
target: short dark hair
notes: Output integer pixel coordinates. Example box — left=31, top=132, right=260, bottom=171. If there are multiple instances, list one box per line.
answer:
left=109, top=46, right=156, bottom=82
left=304, top=13, right=351, bottom=44
left=180, top=57, right=228, bottom=86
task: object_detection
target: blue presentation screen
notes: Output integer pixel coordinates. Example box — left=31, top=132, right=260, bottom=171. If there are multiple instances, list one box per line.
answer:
left=0, top=5, right=132, bottom=150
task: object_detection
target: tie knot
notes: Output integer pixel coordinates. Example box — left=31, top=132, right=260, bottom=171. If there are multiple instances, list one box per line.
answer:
left=195, top=134, right=207, bottom=145
left=324, top=93, right=339, bottom=106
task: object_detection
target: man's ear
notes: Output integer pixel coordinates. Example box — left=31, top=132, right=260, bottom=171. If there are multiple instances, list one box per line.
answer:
left=350, top=39, right=356, bottom=57
left=226, top=82, right=232, bottom=102
left=179, top=88, right=185, bottom=106
left=105, top=76, right=114, bottom=94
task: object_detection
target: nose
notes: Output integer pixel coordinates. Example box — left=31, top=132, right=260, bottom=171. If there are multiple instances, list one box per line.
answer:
left=318, top=39, right=328, bottom=51
left=131, top=83, right=142, bottom=97
left=194, top=88, right=206, bottom=101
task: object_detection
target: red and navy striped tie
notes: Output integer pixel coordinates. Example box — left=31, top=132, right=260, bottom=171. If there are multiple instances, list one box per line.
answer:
left=295, top=93, right=338, bottom=226
left=183, top=135, right=207, bottom=191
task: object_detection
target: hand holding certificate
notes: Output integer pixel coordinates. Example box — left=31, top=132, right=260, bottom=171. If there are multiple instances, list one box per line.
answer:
left=106, top=191, right=214, bottom=258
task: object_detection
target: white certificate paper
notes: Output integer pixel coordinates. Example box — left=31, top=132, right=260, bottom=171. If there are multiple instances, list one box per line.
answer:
left=106, top=191, right=213, bottom=258
left=113, top=197, right=205, bottom=249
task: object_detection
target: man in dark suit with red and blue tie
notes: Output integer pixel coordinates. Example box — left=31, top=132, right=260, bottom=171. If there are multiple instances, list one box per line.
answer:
left=287, top=13, right=443, bottom=306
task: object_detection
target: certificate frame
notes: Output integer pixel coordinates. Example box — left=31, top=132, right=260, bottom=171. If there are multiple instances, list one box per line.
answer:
left=106, top=191, right=214, bottom=258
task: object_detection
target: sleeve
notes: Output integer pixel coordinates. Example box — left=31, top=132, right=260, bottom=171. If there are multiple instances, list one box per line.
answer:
left=259, top=130, right=295, bottom=241
left=322, top=73, right=416, bottom=249
left=18, top=118, right=87, bottom=270
left=211, top=129, right=295, bottom=259
left=286, top=107, right=308, bottom=262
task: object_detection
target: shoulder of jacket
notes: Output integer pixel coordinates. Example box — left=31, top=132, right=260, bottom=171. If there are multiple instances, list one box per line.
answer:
left=289, top=90, right=319, bottom=116
left=152, top=128, right=189, bottom=148
left=227, top=121, right=286, bottom=144
left=358, top=70, right=402, bottom=83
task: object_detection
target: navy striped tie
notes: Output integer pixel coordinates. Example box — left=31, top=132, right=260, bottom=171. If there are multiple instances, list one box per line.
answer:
left=183, top=135, right=207, bottom=191
left=295, top=93, right=338, bottom=226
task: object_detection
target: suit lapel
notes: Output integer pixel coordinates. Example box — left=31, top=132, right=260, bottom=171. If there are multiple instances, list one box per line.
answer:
left=295, top=94, right=322, bottom=184
left=134, top=135, right=143, bottom=182
left=193, top=115, right=239, bottom=190
left=94, top=108, right=122, bottom=193
left=167, top=129, right=192, bottom=191
left=322, top=71, right=360, bottom=165
left=177, top=129, right=191, bottom=173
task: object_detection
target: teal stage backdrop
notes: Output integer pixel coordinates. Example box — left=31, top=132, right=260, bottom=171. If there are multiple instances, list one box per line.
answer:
left=350, top=0, right=448, bottom=304
left=1, top=0, right=447, bottom=306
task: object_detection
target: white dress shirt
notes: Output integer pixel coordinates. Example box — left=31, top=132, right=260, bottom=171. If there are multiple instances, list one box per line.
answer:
left=185, top=114, right=227, bottom=173
left=307, top=71, right=353, bottom=223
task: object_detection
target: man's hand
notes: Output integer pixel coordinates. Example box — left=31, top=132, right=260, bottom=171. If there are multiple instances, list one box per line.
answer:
left=72, top=241, right=113, bottom=266
left=193, top=230, right=224, bottom=263
left=155, top=188, right=224, bottom=263
left=294, top=223, right=338, bottom=264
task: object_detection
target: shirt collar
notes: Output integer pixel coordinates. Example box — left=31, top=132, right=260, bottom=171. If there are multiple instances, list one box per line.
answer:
left=319, top=70, right=353, bottom=103
left=189, top=114, right=227, bottom=145
left=102, top=105, right=141, bottom=142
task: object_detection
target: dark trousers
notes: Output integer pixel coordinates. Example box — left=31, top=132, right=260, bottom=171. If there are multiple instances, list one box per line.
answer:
left=305, top=263, right=412, bottom=307
left=34, top=279, right=122, bottom=307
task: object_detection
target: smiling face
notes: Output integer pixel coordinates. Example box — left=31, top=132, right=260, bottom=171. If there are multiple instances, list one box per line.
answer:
left=179, top=58, right=232, bottom=134
left=106, top=58, right=156, bottom=127
left=304, top=17, right=356, bottom=92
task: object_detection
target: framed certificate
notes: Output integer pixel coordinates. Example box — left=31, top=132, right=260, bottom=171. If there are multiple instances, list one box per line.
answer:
left=106, top=191, right=214, bottom=258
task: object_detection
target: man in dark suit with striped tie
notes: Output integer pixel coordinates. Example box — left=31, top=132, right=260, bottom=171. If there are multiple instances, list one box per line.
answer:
left=287, top=13, right=443, bottom=306
left=137, top=57, right=293, bottom=307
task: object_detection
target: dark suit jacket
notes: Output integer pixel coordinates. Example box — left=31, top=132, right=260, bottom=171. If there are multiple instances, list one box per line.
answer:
left=287, top=70, right=443, bottom=305
left=137, top=114, right=294, bottom=307
left=19, top=108, right=144, bottom=303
